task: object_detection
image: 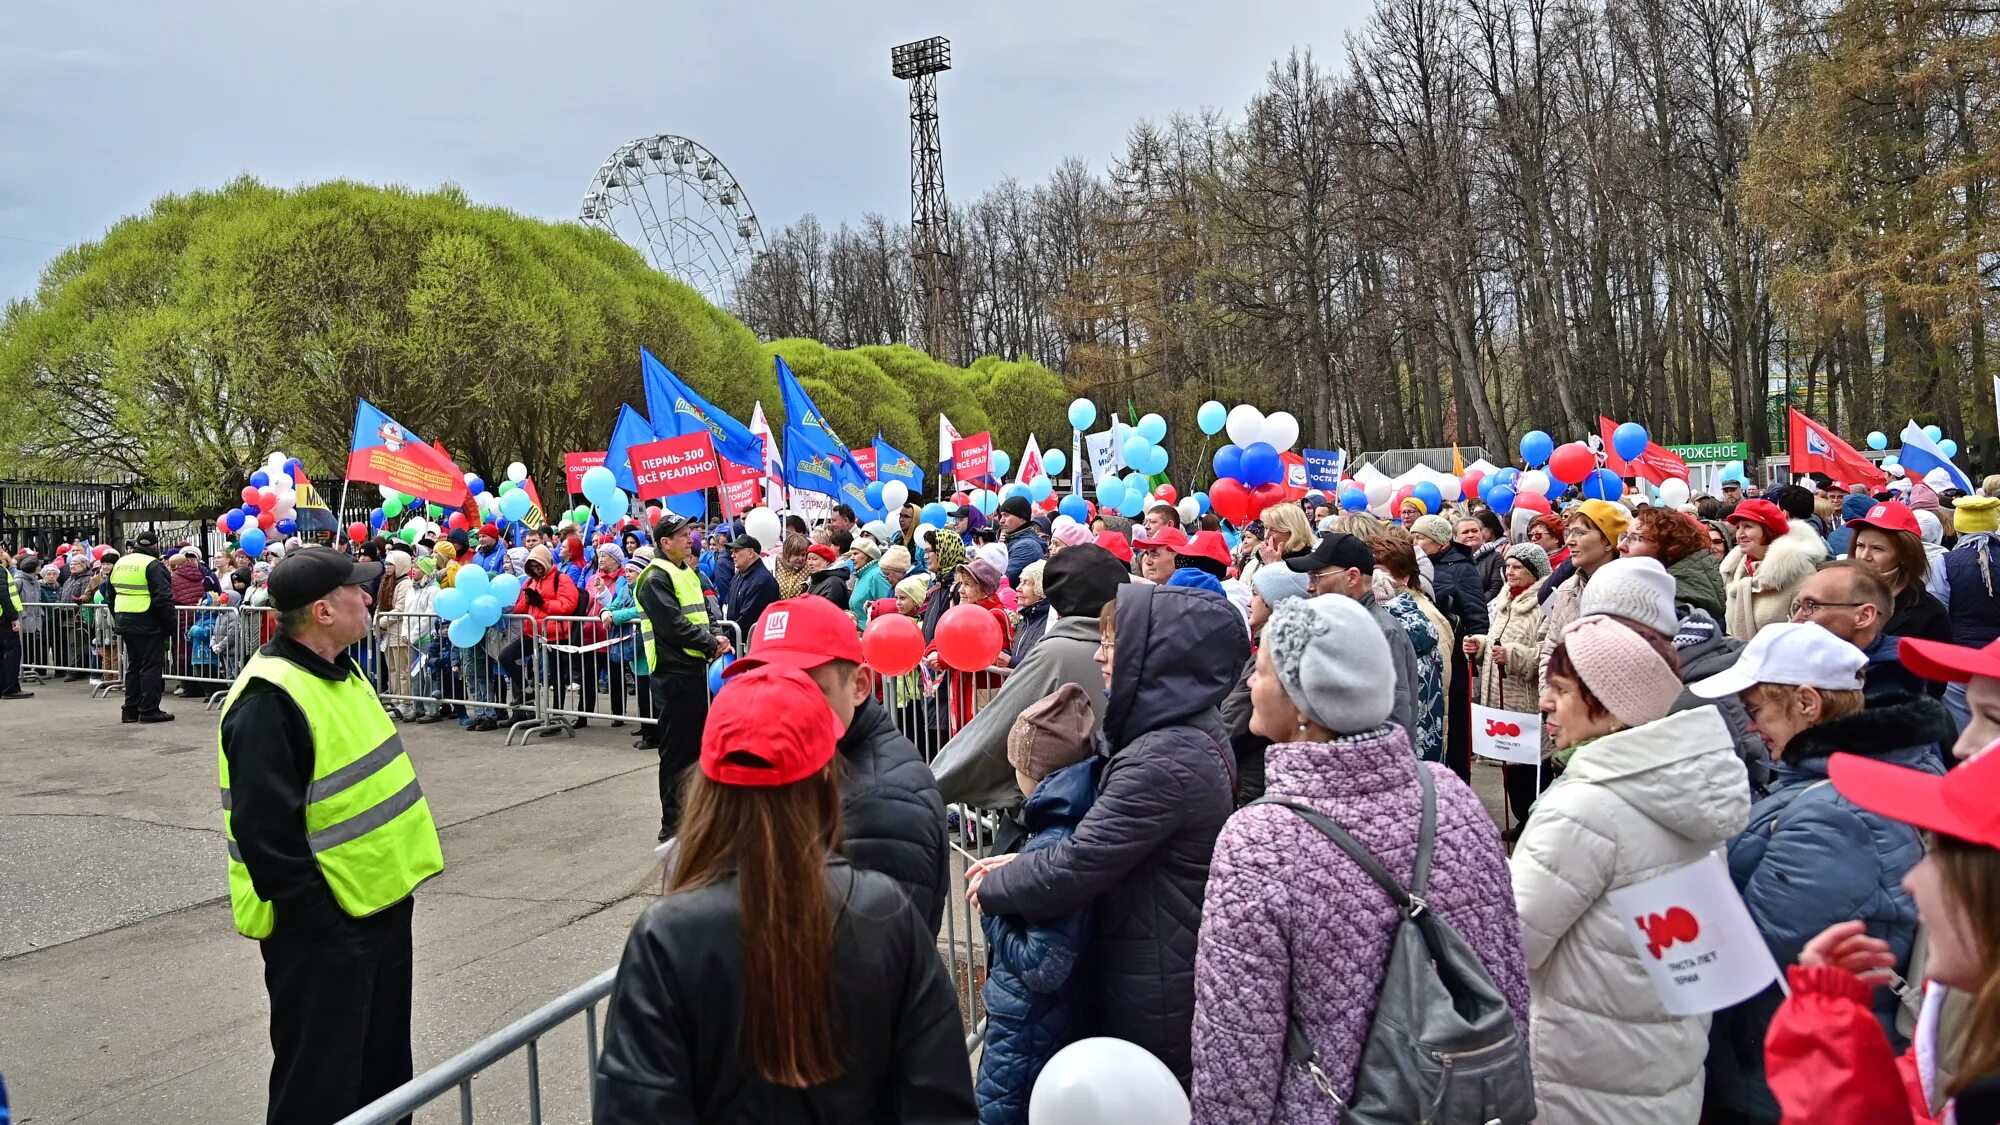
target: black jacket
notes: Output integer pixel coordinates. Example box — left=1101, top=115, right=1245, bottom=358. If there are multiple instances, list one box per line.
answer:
left=110, top=549, right=175, bottom=637
left=1474, top=542, right=1507, bottom=603
left=1428, top=540, right=1490, bottom=636
left=594, top=860, right=977, bottom=1123
left=720, top=561, right=779, bottom=638
left=1886, top=584, right=1952, bottom=647
left=976, top=583, right=1247, bottom=1083
left=809, top=565, right=852, bottom=611
left=838, top=700, right=949, bottom=937
left=637, top=557, right=719, bottom=674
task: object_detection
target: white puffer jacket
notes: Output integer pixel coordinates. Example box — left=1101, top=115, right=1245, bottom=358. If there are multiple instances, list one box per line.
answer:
left=1510, top=706, right=1751, bottom=1125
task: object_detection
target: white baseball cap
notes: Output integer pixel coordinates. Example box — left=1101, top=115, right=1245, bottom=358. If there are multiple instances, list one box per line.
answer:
left=1689, top=622, right=1868, bottom=699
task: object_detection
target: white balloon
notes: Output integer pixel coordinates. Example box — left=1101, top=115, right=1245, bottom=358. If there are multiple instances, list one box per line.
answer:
left=267, top=452, right=287, bottom=469
left=743, top=507, right=782, bottom=549
left=1657, top=478, right=1691, bottom=507
left=1225, top=404, right=1267, bottom=448
left=1520, top=469, right=1551, bottom=497
left=1261, top=410, right=1301, bottom=453
left=379, top=484, right=399, bottom=501
left=881, top=480, right=910, bottom=512
left=464, top=471, right=479, bottom=485
left=1029, top=1038, right=1189, bottom=1125
left=506, top=461, right=528, bottom=483
left=1436, top=473, right=1463, bottom=502
left=1177, top=497, right=1201, bottom=524
left=1364, top=479, right=1393, bottom=507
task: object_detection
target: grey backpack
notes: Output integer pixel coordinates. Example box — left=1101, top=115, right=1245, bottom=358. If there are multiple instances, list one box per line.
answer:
left=1252, top=765, right=1536, bottom=1124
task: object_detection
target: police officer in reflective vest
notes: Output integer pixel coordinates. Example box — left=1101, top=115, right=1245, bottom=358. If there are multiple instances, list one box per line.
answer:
left=108, top=530, right=176, bottom=722
left=636, top=513, right=733, bottom=840
left=219, top=547, right=445, bottom=1125
left=0, top=546, right=27, bottom=699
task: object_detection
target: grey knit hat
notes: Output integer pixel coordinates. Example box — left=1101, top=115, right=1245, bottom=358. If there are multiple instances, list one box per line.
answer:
left=1262, top=595, right=1393, bottom=736
left=1411, top=514, right=1455, bottom=547
left=1251, top=564, right=1311, bottom=608
left=1505, top=542, right=1551, bottom=581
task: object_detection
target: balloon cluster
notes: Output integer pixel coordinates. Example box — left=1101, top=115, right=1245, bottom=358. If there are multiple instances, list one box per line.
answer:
left=1093, top=407, right=1173, bottom=519
left=579, top=466, right=631, bottom=522
left=218, top=451, right=307, bottom=557
left=1204, top=402, right=1300, bottom=524
left=432, top=560, right=523, bottom=645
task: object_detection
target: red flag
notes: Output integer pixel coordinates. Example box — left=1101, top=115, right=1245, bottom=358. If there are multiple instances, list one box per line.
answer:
left=1281, top=452, right=1310, bottom=500
left=1597, top=417, right=1690, bottom=485
left=1787, top=408, right=1886, bottom=487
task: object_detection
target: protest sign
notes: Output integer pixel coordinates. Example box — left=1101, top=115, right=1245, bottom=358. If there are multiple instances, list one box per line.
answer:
left=1608, top=851, right=1782, bottom=1015
left=1085, top=430, right=1121, bottom=484
left=564, top=451, right=607, bottom=494
left=629, top=432, right=721, bottom=501
left=952, top=433, right=993, bottom=481
left=850, top=447, right=878, bottom=481
left=1470, top=704, right=1544, bottom=765
left=1302, top=449, right=1346, bottom=492
left=718, top=477, right=760, bottom=518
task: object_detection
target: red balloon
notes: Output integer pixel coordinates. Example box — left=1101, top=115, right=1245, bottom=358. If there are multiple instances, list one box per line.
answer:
left=257, top=487, right=278, bottom=508
left=1514, top=491, right=1552, bottom=515
left=1462, top=470, right=1485, bottom=497
left=347, top=521, right=368, bottom=543
left=215, top=515, right=233, bottom=535
left=257, top=512, right=276, bottom=529
left=645, top=505, right=663, bottom=522
left=1392, top=484, right=1416, bottom=513
left=1249, top=482, right=1288, bottom=512
left=952, top=492, right=971, bottom=507
left=935, top=604, right=1004, bottom=672
left=447, top=512, right=470, bottom=530
left=1208, top=478, right=1253, bottom=524
left=241, top=486, right=260, bottom=505
left=1548, top=442, right=1596, bottom=485
left=862, top=614, right=926, bottom=676
left=1153, top=483, right=1178, bottom=504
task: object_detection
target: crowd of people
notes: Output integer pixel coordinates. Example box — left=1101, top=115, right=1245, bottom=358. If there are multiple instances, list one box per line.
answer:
left=15, top=465, right=2000, bottom=1125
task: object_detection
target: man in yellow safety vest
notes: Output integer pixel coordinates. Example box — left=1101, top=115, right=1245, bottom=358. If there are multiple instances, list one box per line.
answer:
left=219, top=546, right=445, bottom=1125
left=108, top=530, right=176, bottom=721
left=0, top=545, right=27, bottom=699
left=636, top=512, right=733, bottom=840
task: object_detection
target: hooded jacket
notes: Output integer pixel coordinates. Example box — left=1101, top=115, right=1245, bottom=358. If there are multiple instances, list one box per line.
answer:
left=1667, top=550, right=1728, bottom=621
left=1426, top=539, right=1491, bottom=636
left=933, top=616, right=1110, bottom=812
left=1189, top=731, right=1530, bottom=1123
left=1708, top=694, right=1948, bottom=1120
left=976, top=757, right=1100, bottom=1125
left=975, top=583, right=1249, bottom=1083
left=1475, top=539, right=1508, bottom=602
left=593, top=860, right=977, bottom=1122
left=837, top=699, right=950, bottom=938
left=1670, top=607, right=1773, bottom=796
left=510, top=547, right=581, bottom=641
left=1511, top=705, right=1752, bottom=1125
left=1722, top=522, right=1828, bottom=641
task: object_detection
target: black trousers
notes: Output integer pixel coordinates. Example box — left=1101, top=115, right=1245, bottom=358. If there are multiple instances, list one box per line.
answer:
left=123, top=633, right=165, bottom=714
left=649, top=667, right=708, bottom=839
left=261, top=897, right=414, bottom=1125
left=0, top=625, right=19, bottom=694
left=1445, top=649, right=1473, bottom=781
left=1503, top=759, right=1560, bottom=828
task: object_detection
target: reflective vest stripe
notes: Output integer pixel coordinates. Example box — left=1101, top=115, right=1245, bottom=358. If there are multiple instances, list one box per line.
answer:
left=308, top=777, right=424, bottom=854
left=227, top=838, right=243, bottom=862
left=1, top=572, right=19, bottom=613
left=109, top=554, right=152, bottom=613
left=304, top=734, right=409, bottom=804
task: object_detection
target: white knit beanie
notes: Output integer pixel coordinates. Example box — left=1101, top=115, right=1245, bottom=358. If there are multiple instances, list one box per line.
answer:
left=1411, top=514, right=1455, bottom=547
left=1263, top=595, right=1393, bottom=736
left=1558, top=616, right=1682, bottom=729
left=1579, top=556, right=1678, bottom=637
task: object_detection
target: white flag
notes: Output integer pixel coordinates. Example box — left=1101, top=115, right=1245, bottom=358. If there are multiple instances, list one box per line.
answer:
left=1085, top=430, right=1122, bottom=484
left=939, top=413, right=962, bottom=471
left=749, top=401, right=788, bottom=511
left=1608, top=850, right=1782, bottom=1016
left=1470, top=704, right=1543, bottom=765
left=1017, top=435, right=1044, bottom=485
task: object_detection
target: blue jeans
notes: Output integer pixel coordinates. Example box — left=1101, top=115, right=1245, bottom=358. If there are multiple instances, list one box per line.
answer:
left=456, top=645, right=498, bottom=721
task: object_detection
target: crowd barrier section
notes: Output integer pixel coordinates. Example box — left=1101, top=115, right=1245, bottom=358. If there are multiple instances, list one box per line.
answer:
left=13, top=602, right=103, bottom=680
left=364, top=611, right=547, bottom=746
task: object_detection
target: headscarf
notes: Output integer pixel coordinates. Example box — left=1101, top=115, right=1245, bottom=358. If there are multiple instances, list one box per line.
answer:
left=931, top=528, right=967, bottom=579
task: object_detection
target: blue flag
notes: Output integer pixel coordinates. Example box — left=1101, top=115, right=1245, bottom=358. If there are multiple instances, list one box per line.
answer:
left=605, top=404, right=654, bottom=494
left=1897, top=420, right=1973, bottom=492
left=642, top=347, right=763, bottom=470
left=775, top=356, right=872, bottom=512
left=873, top=432, right=925, bottom=494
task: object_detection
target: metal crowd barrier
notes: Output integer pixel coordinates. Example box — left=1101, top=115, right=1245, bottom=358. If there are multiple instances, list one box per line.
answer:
left=14, top=601, right=103, bottom=681
left=365, top=611, right=544, bottom=746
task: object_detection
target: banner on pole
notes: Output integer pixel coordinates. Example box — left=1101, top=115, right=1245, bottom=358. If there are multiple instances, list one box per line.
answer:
left=563, top=451, right=608, bottom=494
left=718, top=477, right=760, bottom=518
left=952, top=433, right=993, bottom=482
left=1608, top=851, right=1782, bottom=1016
left=1085, top=430, right=1121, bottom=484
left=344, top=400, right=472, bottom=508
left=850, top=447, right=878, bottom=481
left=1470, top=704, right=1544, bottom=765
left=1598, top=416, right=1691, bottom=484
left=1302, top=449, right=1346, bottom=492
left=629, top=433, right=722, bottom=501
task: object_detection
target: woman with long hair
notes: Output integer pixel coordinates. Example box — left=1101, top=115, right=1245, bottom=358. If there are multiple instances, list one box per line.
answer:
left=774, top=532, right=813, bottom=600
left=1844, top=503, right=1952, bottom=645
left=594, top=664, right=975, bottom=1121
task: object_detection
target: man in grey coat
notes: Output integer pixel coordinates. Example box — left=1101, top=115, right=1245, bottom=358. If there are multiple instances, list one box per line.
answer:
left=1285, top=532, right=1418, bottom=738
left=931, top=545, right=1129, bottom=848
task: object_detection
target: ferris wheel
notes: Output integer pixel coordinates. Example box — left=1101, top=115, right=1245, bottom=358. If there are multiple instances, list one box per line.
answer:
left=579, top=134, right=766, bottom=305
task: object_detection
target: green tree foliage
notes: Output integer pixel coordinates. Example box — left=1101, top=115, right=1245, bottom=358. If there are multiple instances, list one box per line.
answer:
left=0, top=178, right=1069, bottom=506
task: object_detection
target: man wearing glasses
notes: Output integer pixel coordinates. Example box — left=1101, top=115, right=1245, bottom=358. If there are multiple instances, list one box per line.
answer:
left=1282, top=532, right=1419, bottom=737
left=1789, top=561, right=1941, bottom=701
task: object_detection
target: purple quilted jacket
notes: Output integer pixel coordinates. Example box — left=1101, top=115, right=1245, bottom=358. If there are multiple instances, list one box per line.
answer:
left=1189, top=728, right=1531, bottom=1124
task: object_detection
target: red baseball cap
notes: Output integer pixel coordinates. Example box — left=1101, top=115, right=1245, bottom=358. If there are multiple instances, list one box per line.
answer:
left=725, top=596, right=865, bottom=678
left=1898, top=636, right=2000, bottom=684
left=1830, top=737, right=2000, bottom=849
left=701, top=664, right=839, bottom=787
left=1094, top=531, right=1134, bottom=564
left=1725, top=498, right=1788, bottom=537
left=1181, top=530, right=1232, bottom=568
left=1847, top=502, right=1920, bottom=538
left=1132, top=525, right=1190, bottom=551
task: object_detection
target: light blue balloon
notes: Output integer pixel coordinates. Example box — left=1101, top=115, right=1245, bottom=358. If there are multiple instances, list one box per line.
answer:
left=1925, top=424, right=1944, bottom=442
left=448, top=615, right=485, bottom=648
left=470, top=594, right=502, bottom=627
left=488, top=572, right=522, bottom=606
left=1941, top=438, right=1959, bottom=459
left=434, top=587, right=469, bottom=620
left=455, top=565, right=490, bottom=597
left=1122, top=434, right=1152, bottom=466
left=1881, top=455, right=1900, bottom=468
left=1068, top=398, right=1097, bottom=431
left=1116, top=490, right=1145, bottom=518
left=991, top=451, right=1012, bottom=478
left=921, top=502, right=948, bottom=528
left=974, top=490, right=999, bottom=515
left=1003, top=483, right=1032, bottom=504
left=1096, top=478, right=1127, bottom=508
left=1137, top=413, right=1168, bottom=444
left=1142, top=445, right=1169, bottom=476
left=581, top=465, right=618, bottom=506
left=499, top=489, right=532, bottom=521
left=594, top=488, right=629, bottom=522
left=1029, top=476, right=1054, bottom=502
left=1867, top=430, right=1889, bottom=451
left=1043, top=449, right=1067, bottom=477
left=1197, top=400, right=1228, bottom=436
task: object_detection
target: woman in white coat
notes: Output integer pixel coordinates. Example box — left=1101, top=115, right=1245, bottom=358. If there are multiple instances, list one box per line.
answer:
left=1512, top=615, right=1752, bottom=1125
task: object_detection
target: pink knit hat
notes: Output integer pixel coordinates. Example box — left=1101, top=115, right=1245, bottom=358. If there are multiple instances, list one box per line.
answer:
left=1558, top=616, right=1682, bottom=729
left=1053, top=521, right=1093, bottom=549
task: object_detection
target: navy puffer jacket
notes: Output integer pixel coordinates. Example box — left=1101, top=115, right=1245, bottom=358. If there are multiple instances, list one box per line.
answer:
left=1427, top=540, right=1490, bottom=636
left=975, top=756, right=1101, bottom=1125
left=1945, top=532, right=2000, bottom=647
left=975, top=583, right=1249, bottom=1084
left=1709, top=693, right=1948, bottom=1120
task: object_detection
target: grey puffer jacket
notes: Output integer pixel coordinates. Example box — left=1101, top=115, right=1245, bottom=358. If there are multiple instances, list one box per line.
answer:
left=934, top=615, right=1109, bottom=812
left=975, top=583, right=1249, bottom=1084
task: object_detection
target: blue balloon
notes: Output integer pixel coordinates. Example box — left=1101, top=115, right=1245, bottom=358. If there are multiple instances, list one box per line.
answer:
left=470, top=594, right=502, bottom=627
left=284, top=459, right=303, bottom=480
left=1240, top=442, right=1282, bottom=488
left=1411, top=482, right=1442, bottom=512
left=921, top=502, right=948, bottom=527
left=1002, top=484, right=1031, bottom=505
left=239, top=527, right=267, bottom=556
left=499, top=489, right=532, bottom=522
left=466, top=475, right=486, bottom=496
left=1194, top=492, right=1210, bottom=515
left=1214, top=445, right=1244, bottom=482
left=434, top=587, right=469, bottom=620
left=1058, top=495, right=1091, bottom=523
left=275, top=519, right=297, bottom=536
left=1486, top=485, right=1517, bottom=515
left=1095, top=478, right=1127, bottom=508
left=224, top=509, right=246, bottom=532
left=1492, top=467, right=1520, bottom=488
left=1340, top=488, right=1368, bottom=512
left=865, top=481, right=887, bottom=509
left=1029, top=476, right=1054, bottom=503
left=708, top=653, right=736, bottom=695
left=1136, top=413, right=1168, bottom=443
left=1197, top=401, right=1228, bottom=436
left=455, top=565, right=490, bottom=597
left=488, top=572, right=522, bottom=607
left=1612, top=422, right=1650, bottom=462
left=1520, top=430, right=1554, bottom=468
left=368, top=507, right=386, bottom=529
left=242, top=501, right=261, bottom=516
left=991, top=451, right=1012, bottom=478
left=248, top=470, right=270, bottom=489
left=664, top=491, right=703, bottom=519
left=448, top=615, right=485, bottom=648
left=1043, top=449, right=1067, bottom=477
left=1582, top=468, right=1624, bottom=501
left=1141, top=445, right=1169, bottom=476
left=1068, top=398, right=1097, bottom=431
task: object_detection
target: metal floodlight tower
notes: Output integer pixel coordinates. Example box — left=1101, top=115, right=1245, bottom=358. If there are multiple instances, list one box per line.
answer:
left=892, top=36, right=954, bottom=362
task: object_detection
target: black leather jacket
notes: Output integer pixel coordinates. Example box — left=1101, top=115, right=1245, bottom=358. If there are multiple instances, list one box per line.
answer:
left=593, top=860, right=977, bottom=1123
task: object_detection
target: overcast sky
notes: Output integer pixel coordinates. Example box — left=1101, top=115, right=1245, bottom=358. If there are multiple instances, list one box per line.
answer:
left=0, top=0, right=1370, bottom=303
